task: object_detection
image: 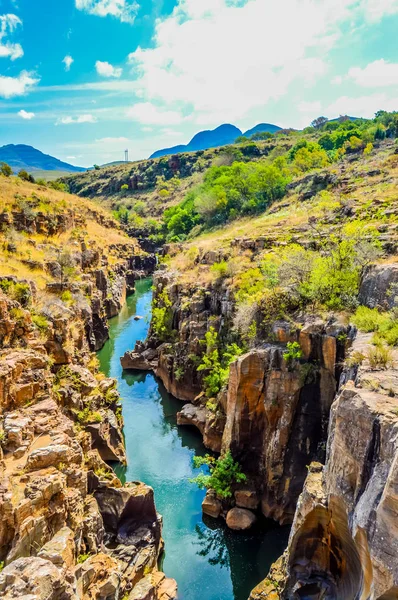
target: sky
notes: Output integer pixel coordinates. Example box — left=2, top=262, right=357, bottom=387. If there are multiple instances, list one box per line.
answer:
left=0, top=0, right=397, bottom=167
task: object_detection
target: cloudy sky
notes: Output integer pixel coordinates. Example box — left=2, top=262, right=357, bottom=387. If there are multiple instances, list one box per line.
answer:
left=0, top=0, right=397, bottom=167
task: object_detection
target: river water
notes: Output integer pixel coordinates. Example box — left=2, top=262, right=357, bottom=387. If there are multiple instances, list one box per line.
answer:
left=97, top=278, right=289, bottom=600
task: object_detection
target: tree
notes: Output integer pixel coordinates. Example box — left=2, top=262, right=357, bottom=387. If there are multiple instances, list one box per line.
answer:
left=18, top=169, right=35, bottom=183
left=0, top=162, right=12, bottom=177
left=190, top=451, right=247, bottom=499
left=311, top=116, right=328, bottom=130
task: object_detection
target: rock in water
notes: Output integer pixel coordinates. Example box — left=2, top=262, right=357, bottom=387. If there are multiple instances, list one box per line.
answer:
left=226, top=508, right=257, bottom=530
left=202, top=491, right=222, bottom=519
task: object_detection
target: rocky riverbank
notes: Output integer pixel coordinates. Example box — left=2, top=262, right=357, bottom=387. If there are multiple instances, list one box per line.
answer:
left=0, top=178, right=176, bottom=599
left=121, top=260, right=398, bottom=597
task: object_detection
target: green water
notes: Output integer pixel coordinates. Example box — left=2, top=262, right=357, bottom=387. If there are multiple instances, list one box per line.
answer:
left=97, top=278, right=289, bottom=600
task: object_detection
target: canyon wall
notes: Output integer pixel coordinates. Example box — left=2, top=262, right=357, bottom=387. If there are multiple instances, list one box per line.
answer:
left=250, top=264, right=398, bottom=600
left=122, top=272, right=350, bottom=526
left=0, top=202, right=175, bottom=599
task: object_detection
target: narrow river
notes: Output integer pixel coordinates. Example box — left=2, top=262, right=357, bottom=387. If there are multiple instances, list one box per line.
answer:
left=97, top=278, right=289, bottom=600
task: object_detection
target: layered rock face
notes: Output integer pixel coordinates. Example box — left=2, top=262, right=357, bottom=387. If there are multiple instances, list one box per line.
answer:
left=251, top=336, right=398, bottom=600
left=0, top=275, right=175, bottom=598
left=122, top=273, right=348, bottom=526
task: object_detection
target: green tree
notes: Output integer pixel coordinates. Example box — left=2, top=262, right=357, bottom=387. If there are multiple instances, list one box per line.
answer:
left=190, top=451, right=247, bottom=499
left=0, top=162, right=12, bottom=177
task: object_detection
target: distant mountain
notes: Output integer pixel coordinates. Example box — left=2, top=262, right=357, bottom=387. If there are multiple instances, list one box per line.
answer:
left=150, top=124, right=243, bottom=159
left=0, top=144, right=86, bottom=173
left=150, top=122, right=283, bottom=159
left=243, top=123, right=282, bottom=137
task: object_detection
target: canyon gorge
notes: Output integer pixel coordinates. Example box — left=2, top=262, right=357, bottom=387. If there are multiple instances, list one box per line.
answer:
left=0, top=116, right=398, bottom=600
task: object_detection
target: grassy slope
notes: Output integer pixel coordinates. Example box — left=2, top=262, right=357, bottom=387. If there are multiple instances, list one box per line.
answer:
left=61, top=139, right=287, bottom=219
left=0, top=175, right=139, bottom=291
left=165, top=140, right=398, bottom=286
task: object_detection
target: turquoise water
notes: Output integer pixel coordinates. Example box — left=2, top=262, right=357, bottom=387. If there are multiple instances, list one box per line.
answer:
left=97, top=278, right=289, bottom=600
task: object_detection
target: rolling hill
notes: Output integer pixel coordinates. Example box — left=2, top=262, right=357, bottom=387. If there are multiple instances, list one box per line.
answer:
left=0, top=144, right=86, bottom=174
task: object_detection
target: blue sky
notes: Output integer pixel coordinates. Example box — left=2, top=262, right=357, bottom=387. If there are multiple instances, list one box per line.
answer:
left=0, top=0, right=397, bottom=167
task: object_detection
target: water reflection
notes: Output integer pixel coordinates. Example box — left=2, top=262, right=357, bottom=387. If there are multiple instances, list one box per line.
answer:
left=97, top=279, right=290, bottom=600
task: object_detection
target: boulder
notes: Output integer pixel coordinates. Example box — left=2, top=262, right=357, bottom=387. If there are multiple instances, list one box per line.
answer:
left=234, top=488, right=260, bottom=510
left=177, top=404, right=206, bottom=435
left=38, top=526, right=75, bottom=569
left=94, top=482, right=157, bottom=533
left=358, top=262, right=398, bottom=309
left=25, top=443, right=82, bottom=471
left=202, top=491, right=222, bottom=519
left=0, top=557, right=77, bottom=599
left=226, top=507, right=257, bottom=530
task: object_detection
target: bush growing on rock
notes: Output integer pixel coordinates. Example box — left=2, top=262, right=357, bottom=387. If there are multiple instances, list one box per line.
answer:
left=190, top=451, right=247, bottom=499
left=152, top=289, right=174, bottom=342
left=198, top=327, right=244, bottom=397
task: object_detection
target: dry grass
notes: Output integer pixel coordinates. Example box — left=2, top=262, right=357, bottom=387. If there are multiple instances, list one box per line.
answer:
left=0, top=175, right=139, bottom=290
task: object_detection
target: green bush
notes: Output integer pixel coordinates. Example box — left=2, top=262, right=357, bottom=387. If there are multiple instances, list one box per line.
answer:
left=190, top=451, right=247, bottom=499
left=0, top=162, right=12, bottom=177
left=152, top=289, right=173, bottom=342
left=32, top=313, right=50, bottom=333
left=352, top=306, right=398, bottom=346
left=283, top=342, right=303, bottom=367
left=18, top=169, right=35, bottom=183
left=198, top=327, right=244, bottom=396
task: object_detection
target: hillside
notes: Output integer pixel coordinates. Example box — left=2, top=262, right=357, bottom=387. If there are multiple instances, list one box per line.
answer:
left=0, top=144, right=86, bottom=174
left=149, top=122, right=282, bottom=158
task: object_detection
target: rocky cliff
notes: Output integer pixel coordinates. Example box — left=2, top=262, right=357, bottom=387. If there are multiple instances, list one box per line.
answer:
left=121, top=272, right=351, bottom=527
left=250, top=265, right=398, bottom=600
left=0, top=177, right=175, bottom=599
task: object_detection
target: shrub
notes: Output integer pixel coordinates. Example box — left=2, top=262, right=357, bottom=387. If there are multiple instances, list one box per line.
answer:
left=61, top=290, right=73, bottom=304
left=211, top=261, right=228, bottom=281
left=198, top=327, right=244, bottom=396
left=352, top=306, right=398, bottom=346
left=0, top=280, right=31, bottom=306
left=152, top=289, right=173, bottom=342
left=367, top=345, right=394, bottom=370
left=18, top=169, right=35, bottom=183
left=77, top=553, right=91, bottom=564
left=32, top=313, right=50, bottom=333
left=0, top=162, right=12, bottom=177
left=190, top=451, right=247, bottom=499
left=352, top=306, right=387, bottom=332
left=120, top=184, right=129, bottom=193
left=283, top=342, right=303, bottom=368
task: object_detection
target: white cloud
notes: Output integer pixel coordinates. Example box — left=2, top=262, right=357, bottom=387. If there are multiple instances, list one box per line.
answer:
left=126, top=102, right=185, bottom=125
left=0, top=71, right=39, bottom=98
left=18, top=109, right=35, bottom=119
left=95, top=60, right=122, bottom=78
left=56, top=114, right=97, bottom=125
left=325, top=93, right=398, bottom=119
left=75, top=0, right=139, bottom=23
left=123, top=0, right=398, bottom=127
left=362, top=0, right=398, bottom=22
left=67, top=156, right=77, bottom=159
left=63, top=55, right=74, bottom=71
left=347, top=59, right=398, bottom=88
left=0, top=13, right=23, bottom=60
left=127, top=0, right=368, bottom=125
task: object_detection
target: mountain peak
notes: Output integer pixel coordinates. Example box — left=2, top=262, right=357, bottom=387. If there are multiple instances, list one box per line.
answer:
left=149, top=122, right=282, bottom=159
